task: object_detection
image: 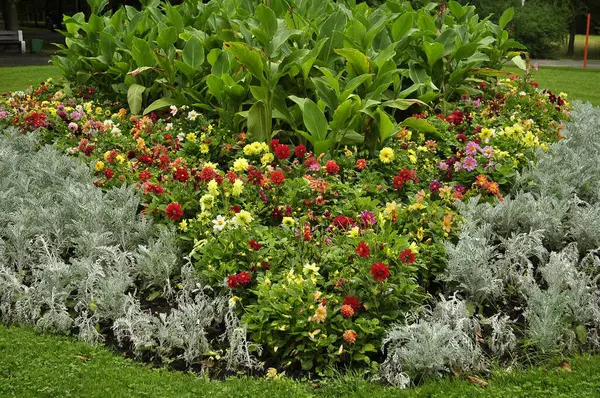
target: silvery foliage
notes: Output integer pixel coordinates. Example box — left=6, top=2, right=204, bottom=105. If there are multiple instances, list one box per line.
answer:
left=381, top=294, right=485, bottom=388
left=382, top=103, right=600, bottom=385
left=442, top=103, right=600, bottom=354
left=0, top=129, right=258, bottom=370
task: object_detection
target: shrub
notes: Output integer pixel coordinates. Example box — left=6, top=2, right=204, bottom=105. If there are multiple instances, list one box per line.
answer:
left=0, top=128, right=258, bottom=370
left=54, top=0, right=523, bottom=153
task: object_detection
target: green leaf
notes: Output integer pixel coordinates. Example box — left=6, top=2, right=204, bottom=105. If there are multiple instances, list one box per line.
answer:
left=183, top=36, right=205, bottom=69
left=447, top=1, right=466, bottom=20
left=330, top=99, right=355, bottom=132
left=224, top=42, right=265, bottom=83
left=156, top=26, right=178, bottom=50
left=383, top=99, right=426, bottom=110
left=247, top=101, right=270, bottom=142
left=499, top=8, right=514, bottom=31
left=423, top=42, right=445, bottom=69
left=143, top=97, right=180, bottom=115
left=131, top=37, right=155, bottom=67
left=391, top=12, right=414, bottom=41
left=127, top=84, right=146, bottom=115
left=302, top=99, right=329, bottom=142
left=400, top=117, right=438, bottom=133
left=511, top=54, right=527, bottom=71
left=334, top=48, right=370, bottom=76
left=375, top=108, right=396, bottom=143
left=255, top=4, right=278, bottom=39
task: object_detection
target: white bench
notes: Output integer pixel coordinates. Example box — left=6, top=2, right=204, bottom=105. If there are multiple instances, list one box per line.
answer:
left=0, top=30, right=26, bottom=53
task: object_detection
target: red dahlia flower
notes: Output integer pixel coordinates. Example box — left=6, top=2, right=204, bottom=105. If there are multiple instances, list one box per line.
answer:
left=236, top=271, right=252, bottom=285
left=355, top=241, right=370, bottom=258
left=270, top=170, right=285, bottom=184
left=356, top=159, right=367, bottom=170
left=343, top=296, right=361, bottom=310
left=248, top=240, right=262, bottom=251
left=398, top=249, right=416, bottom=264
left=274, top=144, right=291, bottom=160
left=294, top=144, right=307, bottom=158
left=165, top=202, right=183, bottom=221
left=333, top=215, right=353, bottom=230
left=325, top=160, right=340, bottom=175
left=103, top=168, right=114, bottom=180
left=227, top=275, right=239, bottom=288
left=343, top=330, right=357, bottom=344
left=174, top=167, right=189, bottom=183
left=199, top=166, right=217, bottom=182
left=139, top=170, right=152, bottom=182
left=371, top=262, right=390, bottom=281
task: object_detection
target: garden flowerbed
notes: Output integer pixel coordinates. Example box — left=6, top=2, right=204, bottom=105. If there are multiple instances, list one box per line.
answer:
left=1, top=0, right=594, bottom=389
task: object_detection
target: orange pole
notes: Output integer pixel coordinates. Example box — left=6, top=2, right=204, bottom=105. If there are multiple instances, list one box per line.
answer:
left=584, top=13, right=591, bottom=68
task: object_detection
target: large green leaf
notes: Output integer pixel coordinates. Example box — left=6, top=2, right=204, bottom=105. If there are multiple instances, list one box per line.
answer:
left=499, top=8, right=514, bottom=31
left=223, top=42, right=265, bottom=83
left=423, top=42, right=445, bottom=69
left=375, top=108, right=396, bottom=142
left=511, top=54, right=527, bottom=71
left=131, top=37, right=155, bottom=67
left=143, top=97, right=181, bottom=115
left=183, top=36, right=205, bottom=69
left=156, top=26, right=178, bottom=50
left=127, top=84, right=146, bottom=115
left=255, top=4, right=278, bottom=39
left=247, top=101, right=270, bottom=142
left=334, top=48, right=370, bottom=76
left=302, top=99, right=329, bottom=142
left=400, top=117, right=438, bottom=133
left=330, top=99, right=355, bottom=132
left=391, top=12, right=414, bottom=41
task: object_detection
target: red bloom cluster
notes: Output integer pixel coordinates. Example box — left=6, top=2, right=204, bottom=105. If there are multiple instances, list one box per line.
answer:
left=23, top=112, right=47, bottom=129
left=165, top=202, right=183, bottom=221
left=325, top=160, right=340, bottom=175
left=227, top=271, right=252, bottom=288
left=398, top=249, right=416, bottom=264
left=270, top=170, right=285, bottom=184
left=343, top=295, right=361, bottom=310
left=392, top=168, right=419, bottom=190
left=355, top=241, right=370, bottom=258
left=249, top=240, right=262, bottom=251
left=371, top=262, right=390, bottom=281
left=103, top=168, right=114, bottom=179
left=294, top=144, right=307, bottom=158
left=446, top=109, right=464, bottom=125
left=332, top=215, right=353, bottom=230
left=199, top=166, right=216, bottom=182
left=139, top=170, right=152, bottom=182
left=174, top=167, right=189, bottom=183
left=274, top=144, right=291, bottom=160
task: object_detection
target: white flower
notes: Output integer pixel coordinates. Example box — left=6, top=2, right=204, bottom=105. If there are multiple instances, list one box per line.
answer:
left=170, top=105, right=178, bottom=116
left=165, top=123, right=173, bottom=131
left=177, top=133, right=185, bottom=142
left=212, top=215, right=227, bottom=232
left=187, top=110, right=199, bottom=121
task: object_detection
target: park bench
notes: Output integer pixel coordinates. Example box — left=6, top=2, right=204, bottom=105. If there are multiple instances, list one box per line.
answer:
left=0, top=30, right=26, bottom=53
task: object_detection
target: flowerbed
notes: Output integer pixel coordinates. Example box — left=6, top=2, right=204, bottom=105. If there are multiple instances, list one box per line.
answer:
left=0, top=71, right=569, bottom=375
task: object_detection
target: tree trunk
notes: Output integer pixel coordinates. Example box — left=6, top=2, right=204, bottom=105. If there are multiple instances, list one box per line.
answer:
left=566, top=18, right=576, bottom=57
left=2, top=0, right=20, bottom=30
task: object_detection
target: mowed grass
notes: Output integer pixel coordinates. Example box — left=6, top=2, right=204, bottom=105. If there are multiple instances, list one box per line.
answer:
left=553, top=34, right=600, bottom=60
left=2, top=324, right=600, bottom=398
left=504, top=65, right=600, bottom=106
left=0, top=65, right=61, bottom=93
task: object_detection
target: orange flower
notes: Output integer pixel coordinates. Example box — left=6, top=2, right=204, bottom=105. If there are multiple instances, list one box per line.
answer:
left=340, top=305, right=354, bottom=318
left=343, top=330, right=357, bottom=344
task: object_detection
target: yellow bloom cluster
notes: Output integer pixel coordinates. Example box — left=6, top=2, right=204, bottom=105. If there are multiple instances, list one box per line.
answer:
left=243, top=141, right=270, bottom=156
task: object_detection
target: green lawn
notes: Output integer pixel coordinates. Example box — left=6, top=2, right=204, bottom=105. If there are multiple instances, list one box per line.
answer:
left=504, top=65, right=600, bottom=106
left=0, top=66, right=61, bottom=94
left=553, top=34, right=600, bottom=60
left=2, top=324, right=600, bottom=398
